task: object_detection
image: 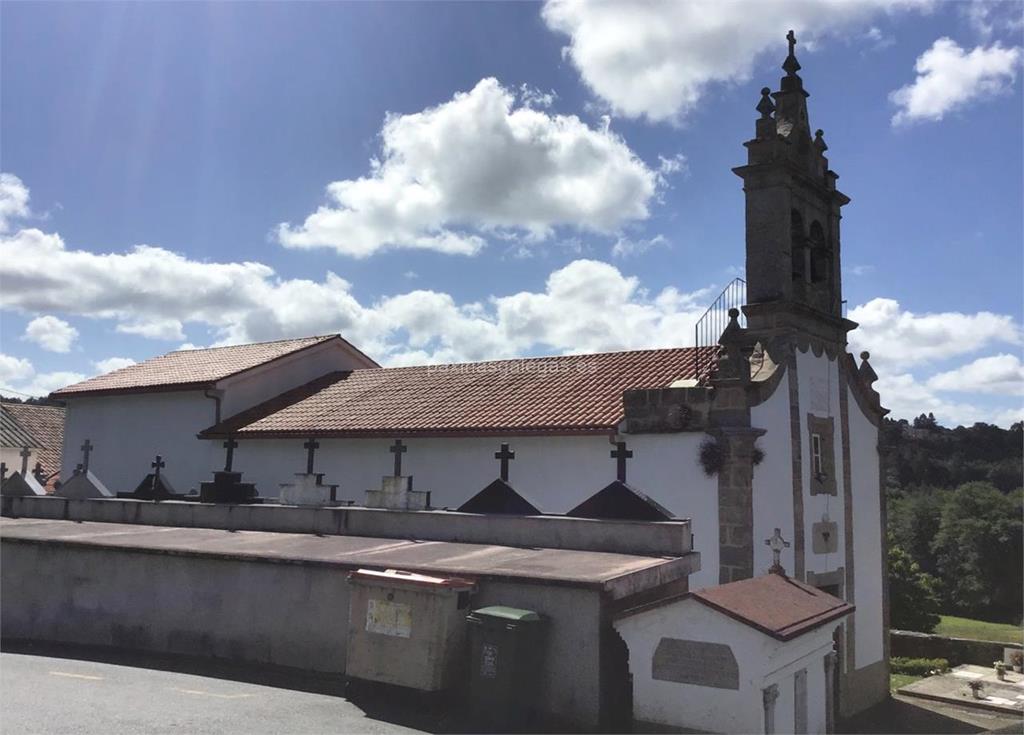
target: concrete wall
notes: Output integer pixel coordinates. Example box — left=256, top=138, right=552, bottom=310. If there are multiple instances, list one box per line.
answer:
left=1, top=537, right=610, bottom=729
left=0, top=496, right=694, bottom=559
left=615, top=596, right=834, bottom=734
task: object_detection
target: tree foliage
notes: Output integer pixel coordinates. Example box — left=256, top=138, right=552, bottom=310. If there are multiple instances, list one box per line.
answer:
left=888, top=537, right=941, bottom=633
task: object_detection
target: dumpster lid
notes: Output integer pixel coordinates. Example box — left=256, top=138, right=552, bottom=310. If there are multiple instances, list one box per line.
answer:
left=470, top=605, right=541, bottom=622
left=349, top=568, right=475, bottom=589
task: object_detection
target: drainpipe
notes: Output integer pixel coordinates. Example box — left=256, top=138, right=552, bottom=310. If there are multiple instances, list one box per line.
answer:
left=204, top=388, right=224, bottom=425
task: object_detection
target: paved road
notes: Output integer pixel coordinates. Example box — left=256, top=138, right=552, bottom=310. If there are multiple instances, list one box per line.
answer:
left=0, top=651, right=430, bottom=735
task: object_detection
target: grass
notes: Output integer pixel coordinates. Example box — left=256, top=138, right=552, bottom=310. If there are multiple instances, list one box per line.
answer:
left=890, top=673, right=922, bottom=692
left=934, top=615, right=1023, bottom=644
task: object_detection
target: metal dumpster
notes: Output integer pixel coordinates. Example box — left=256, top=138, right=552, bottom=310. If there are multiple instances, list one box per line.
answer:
left=345, top=568, right=475, bottom=691
left=466, top=606, right=547, bottom=729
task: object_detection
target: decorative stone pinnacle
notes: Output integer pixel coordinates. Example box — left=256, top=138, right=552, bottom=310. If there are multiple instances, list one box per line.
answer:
left=783, top=29, right=801, bottom=77
left=814, top=129, right=828, bottom=153
left=728, top=307, right=740, bottom=320
left=756, top=87, right=775, bottom=119
left=860, top=351, right=870, bottom=361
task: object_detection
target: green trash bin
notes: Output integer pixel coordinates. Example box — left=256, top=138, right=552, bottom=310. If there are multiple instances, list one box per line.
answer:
left=466, top=606, right=546, bottom=730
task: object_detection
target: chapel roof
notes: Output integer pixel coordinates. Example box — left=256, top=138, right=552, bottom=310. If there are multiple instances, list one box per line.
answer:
left=1, top=404, right=41, bottom=450
left=201, top=346, right=717, bottom=438
left=51, top=335, right=371, bottom=398
left=0, top=402, right=65, bottom=480
left=690, top=573, right=853, bottom=641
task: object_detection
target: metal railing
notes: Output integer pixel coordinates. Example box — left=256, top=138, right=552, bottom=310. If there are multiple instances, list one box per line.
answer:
left=694, top=278, right=747, bottom=380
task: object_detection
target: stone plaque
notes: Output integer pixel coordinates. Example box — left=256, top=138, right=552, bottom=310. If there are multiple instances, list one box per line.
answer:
left=812, top=521, right=839, bottom=554
left=652, top=638, right=739, bottom=690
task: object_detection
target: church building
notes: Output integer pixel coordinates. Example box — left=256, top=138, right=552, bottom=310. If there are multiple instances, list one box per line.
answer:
left=51, top=34, right=888, bottom=724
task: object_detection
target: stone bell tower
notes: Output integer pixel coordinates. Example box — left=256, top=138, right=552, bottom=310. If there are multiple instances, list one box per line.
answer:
left=733, top=31, right=856, bottom=347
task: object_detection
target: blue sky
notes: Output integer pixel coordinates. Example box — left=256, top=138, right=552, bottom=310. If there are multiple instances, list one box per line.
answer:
left=1, top=0, right=1022, bottom=426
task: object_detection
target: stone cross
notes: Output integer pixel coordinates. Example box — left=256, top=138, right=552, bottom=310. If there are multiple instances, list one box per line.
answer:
left=610, top=441, right=633, bottom=483
left=33, top=461, right=45, bottom=483
left=223, top=437, right=238, bottom=472
left=151, top=455, right=165, bottom=480
left=765, top=528, right=791, bottom=575
left=494, top=443, right=515, bottom=482
left=389, top=439, right=407, bottom=476
left=19, top=446, right=31, bottom=475
left=787, top=29, right=796, bottom=57
left=80, top=439, right=94, bottom=472
left=303, top=438, right=320, bottom=475
left=1, top=462, right=6, bottom=483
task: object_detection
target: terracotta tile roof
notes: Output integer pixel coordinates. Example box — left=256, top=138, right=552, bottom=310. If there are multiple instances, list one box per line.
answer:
left=52, top=335, right=348, bottom=397
left=691, top=573, right=853, bottom=640
left=1, top=402, right=65, bottom=480
left=202, top=346, right=716, bottom=438
left=1, top=406, right=40, bottom=448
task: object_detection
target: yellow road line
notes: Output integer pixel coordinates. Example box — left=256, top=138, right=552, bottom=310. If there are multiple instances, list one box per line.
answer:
left=48, top=671, right=104, bottom=681
left=171, top=687, right=253, bottom=699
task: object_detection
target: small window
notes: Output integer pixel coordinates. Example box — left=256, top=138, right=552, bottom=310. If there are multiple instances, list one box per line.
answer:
left=811, top=433, right=824, bottom=478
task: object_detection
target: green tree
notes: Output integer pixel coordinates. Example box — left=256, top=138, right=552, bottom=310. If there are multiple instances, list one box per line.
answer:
left=888, top=537, right=941, bottom=633
left=932, top=483, right=1023, bottom=622
left=889, top=490, right=945, bottom=575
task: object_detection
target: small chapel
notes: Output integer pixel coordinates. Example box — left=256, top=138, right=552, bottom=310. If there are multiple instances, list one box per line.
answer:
left=10, top=33, right=889, bottom=733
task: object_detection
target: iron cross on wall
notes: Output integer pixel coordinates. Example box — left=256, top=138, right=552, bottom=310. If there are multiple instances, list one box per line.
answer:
left=389, top=439, right=407, bottom=476
left=611, top=441, right=633, bottom=483
left=495, top=443, right=515, bottom=482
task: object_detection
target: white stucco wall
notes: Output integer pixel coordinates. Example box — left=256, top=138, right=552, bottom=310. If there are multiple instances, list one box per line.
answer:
left=1, top=445, right=43, bottom=478
left=751, top=376, right=796, bottom=577
left=847, top=386, right=884, bottom=668
left=61, top=391, right=219, bottom=494
left=614, top=596, right=834, bottom=734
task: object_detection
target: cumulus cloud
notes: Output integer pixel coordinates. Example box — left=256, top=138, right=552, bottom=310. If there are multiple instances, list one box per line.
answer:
left=0, top=353, right=34, bottom=386
left=0, top=173, right=30, bottom=232
left=93, top=357, right=137, bottom=374
left=277, top=78, right=660, bottom=257
left=890, top=38, right=1021, bottom=125
left=876, top=372, right=1022, bottom=427
left=22, top=315, right=78, bottom=353
left=1, top=224, right=712, bottom=365
left=115, top=318, right=186, bottom=341
left=926, top=353, right=1024, bottom=395
left=962, top=0, right=1024, bottom=40
left=611, top=234, right=669, bottom=258
left=541, top=0, right=928, bottom=123
left=849, top=297, right=1021, bottom=370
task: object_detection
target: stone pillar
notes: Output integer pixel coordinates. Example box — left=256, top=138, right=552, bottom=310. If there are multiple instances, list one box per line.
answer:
left=824, top=651, right=837, bottom=734
left=762, top=683, right=779, bottom=735
left=716, top=426, right=766, bottom=583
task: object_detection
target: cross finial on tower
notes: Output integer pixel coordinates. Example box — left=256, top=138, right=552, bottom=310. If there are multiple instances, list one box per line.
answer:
left=494, top=443, right=515, bottom=482
left=389, top=439, right=407, bottom=476
left=610, top=441, right=633, bottom=483
left=765, top=528, right=791, bottom=575
left=783, top=29, right=801, bottom=77
left=303, top=438, right=320, bottom=475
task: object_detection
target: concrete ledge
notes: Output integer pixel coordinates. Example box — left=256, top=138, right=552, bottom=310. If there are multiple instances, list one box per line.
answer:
left=1, top=495, right=693, bottom=557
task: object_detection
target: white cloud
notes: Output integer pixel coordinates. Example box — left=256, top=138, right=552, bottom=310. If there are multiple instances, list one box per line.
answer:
left=849, top=264, right=875, bottom=276
left=0, top=353, right=34, bottom=386
left=876, top=371, right=1022, bottom=427
left=541, top=0, right=928, bottom=123
left=11, top=371, right=87, bottom=398
left=115, top=318, right=186, bottom=341
left=277, top=78, right=660, bottom=257
left=0, top=173, right=30, bottom=233
left=22, top=315, right=78, bottom=353
left=1, top=222, right=714, bottom=365
left=611, top=234, right=669, bottom=258
left=889, top=37, right=1021, bottom=125
left=963, top=0, right=1024, bottom=40
left=926, top=353, right=1024, bottom=395
left=93, top=357, right=137, bottom=374
left=849, top=297, right=1021, bottom=370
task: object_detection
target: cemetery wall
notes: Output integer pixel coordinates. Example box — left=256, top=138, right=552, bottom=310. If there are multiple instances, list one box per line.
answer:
left=891, top=630, right=1023, bottom=667
left=1, top=531, right=607, bottom=729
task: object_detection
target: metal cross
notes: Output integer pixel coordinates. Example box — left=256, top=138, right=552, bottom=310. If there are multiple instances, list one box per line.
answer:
left=80, top=439, right=94, bottom=472
left=389, top=439, right=407, bottom=476
left=303, top=438, right=320, bottom=475
left=19, top=446, right=32, bottom=475
left=0, top=462, right=6, bottom=483
left=494, top=443, right=515, bottom=482
left=151, top=455, right=165, bottom=480
left=765, top=528, right=791, bottom=574
left=610, top=441, right=633, bottom=483
left=223, top=437, right=239, bottom=472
